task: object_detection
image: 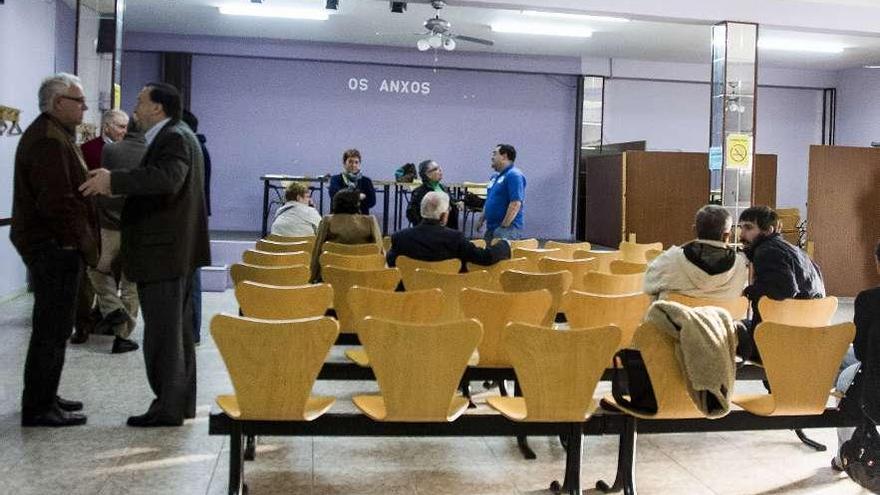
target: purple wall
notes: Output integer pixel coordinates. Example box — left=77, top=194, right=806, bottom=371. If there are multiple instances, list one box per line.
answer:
left=835, top=68, right=880, bottom=147
left=54, top=0, right=76, bottom=73
left=120, top=51, right=161, bottom=112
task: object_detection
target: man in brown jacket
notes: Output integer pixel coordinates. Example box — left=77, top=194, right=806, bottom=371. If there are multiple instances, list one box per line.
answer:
left=10, top=73, right=99, bottom=427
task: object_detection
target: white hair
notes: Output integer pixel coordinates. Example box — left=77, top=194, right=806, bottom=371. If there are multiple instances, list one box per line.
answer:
left=420, top=191, right=450, bottom=220
left=38, top=73, right=82, bottom=113
left=102, top=109, right=128, bottom=127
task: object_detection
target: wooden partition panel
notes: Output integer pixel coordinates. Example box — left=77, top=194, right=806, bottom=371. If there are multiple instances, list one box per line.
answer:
left=585, top=154, right=624, bottom=248
left=623, top=152, right=709, bottom=248
left=753, top=154, right=777, bottom=208
left=808, top=145, right=880, bottom=297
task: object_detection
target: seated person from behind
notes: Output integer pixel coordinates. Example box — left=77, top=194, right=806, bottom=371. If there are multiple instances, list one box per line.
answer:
left=310, top=190, right=383, bottom=282
left=270, top=181, right=322, bottom=237
left=644, top=204, right=748, bottom=300
left=328, top=148, right=376, bottom=215
left=387, top=191, right=510, bottom=270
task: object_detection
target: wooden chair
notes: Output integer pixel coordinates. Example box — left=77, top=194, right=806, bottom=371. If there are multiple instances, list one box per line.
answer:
left=581, top=271, right=645, bottom=296
left=609, top=260, right=648, bottom=275
left=467, top=257, right=531, bottom=291
left=666, top=293, right=750, bottom=320
left=574, top=249, right=622, bottom=273
left=645, top=249, right=663, bottom=262
left=321, top=242, right=383, bottom=256
left=352, top=317, right=483, bottom=421
left=511, top=247, right=562, bottom=272
left=256, top=239, right=314, bottom=254
left=344, top=287, right=450, bottom=367
left=318, top=251, right=386, bottom=271
left=211, top=314, right=339, bottom=421
left=758, top=296, right=839, bottom=326
left=494, top=238, right=539, bottom=250
left=242, top=249, right=309, bottom=267
left=732, top=322, right=855, bottom=416
left=235, top=282, right=333, bottom=320
left=562, top=291, right=652, bottom=348
left=619, top=241, right=664, bottom=263
left=230, top=263, right=310, bottom=287
left=396, top=255, right=462, bottom=290
left=487, top=323, right=621, bottom=421
left=543, top=241, right=592, bottom=259
left=321, top=266, right=401, bottom=332
left=266, top=234, right=315, bottom=244
left=408, top=269, right=494, bottom=321
left=382, top=236, right=392, bottom=253
left=460, top=288, right=553, bottom=367
left=499, top=270, right=573, bottom=327
left=470, top=239, right=487, bottom=249
left=538, top=257, right=598, bottom=291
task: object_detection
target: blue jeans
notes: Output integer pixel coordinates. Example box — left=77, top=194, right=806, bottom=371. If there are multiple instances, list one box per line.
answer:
left=835, top=346, right=860, bottom=463
left=484, top=226, right=522, bottom=244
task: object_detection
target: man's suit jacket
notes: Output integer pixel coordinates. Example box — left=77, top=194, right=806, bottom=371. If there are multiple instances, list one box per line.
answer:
left=110, top=120, right=211, bottom=283
left=386, top=220, right=510, bottom=269
left=80, top=136, right=105, bottom=170
left=98, top=133, right=146, bottom=230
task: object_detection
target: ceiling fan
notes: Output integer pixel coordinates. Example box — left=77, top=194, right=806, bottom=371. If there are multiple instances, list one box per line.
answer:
left=411, top=0, right=494, bottom=51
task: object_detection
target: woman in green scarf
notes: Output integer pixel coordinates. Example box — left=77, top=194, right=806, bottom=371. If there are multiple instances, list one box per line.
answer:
left=406, top=159, right=459, bottom=228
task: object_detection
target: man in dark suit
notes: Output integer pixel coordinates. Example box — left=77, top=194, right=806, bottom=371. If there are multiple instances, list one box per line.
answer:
left=387, top=191, right=510, bottom=269
left=11, top=73, right=98, bottom=427
left=80, top=82, right=211, bottom=427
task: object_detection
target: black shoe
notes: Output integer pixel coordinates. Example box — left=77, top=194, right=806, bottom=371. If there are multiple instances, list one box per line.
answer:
left=56, top=396, right=83, bottom=412
left=104, top=308, right=130, bottom=327
left=832, top=457, right=845, bottom=472
left=111, top=337, right=139, bottom=354
left=69, top=329, right=89, bottom=344
left=126, top=412, right=183, bottom=428
left=22, top=406, right=87, bottom=427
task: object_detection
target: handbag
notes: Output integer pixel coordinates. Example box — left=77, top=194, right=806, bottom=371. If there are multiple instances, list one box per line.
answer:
left=610, top=349, right=658, bottom=415
left=841, top=421, right=880, bottom=492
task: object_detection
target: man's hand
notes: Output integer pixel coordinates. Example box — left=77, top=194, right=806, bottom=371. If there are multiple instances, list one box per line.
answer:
left=79, top=168, right=112, bottom=197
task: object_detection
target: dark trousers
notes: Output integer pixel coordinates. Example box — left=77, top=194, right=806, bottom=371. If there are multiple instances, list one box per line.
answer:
left=137, top=274, right=197, bottom=422
left=22, top=248, right=82, bottom=415
left=190, top=270, right=202, bottom=344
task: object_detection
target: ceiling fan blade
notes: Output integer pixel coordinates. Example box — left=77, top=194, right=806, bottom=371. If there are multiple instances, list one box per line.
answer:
left=453, top=35, right=494, bottom=46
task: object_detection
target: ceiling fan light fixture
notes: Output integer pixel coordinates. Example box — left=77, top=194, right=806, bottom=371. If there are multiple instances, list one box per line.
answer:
left=428, top=34, right=443, bottom=48
left=417, top=38, right=431, bottom=51
left=443, top=37, right=456, bottom=51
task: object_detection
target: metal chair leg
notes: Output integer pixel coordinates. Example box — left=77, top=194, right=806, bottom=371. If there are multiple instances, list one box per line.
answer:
left=244, top=435, right=256, bottom=460
left=513, top=380, right=536, bottom=459
left=550, top=422, right=583, bottom=494
left=229, top=422, right=247, bottom=495
left=794, top=428, right=828, bottom=451
left=596, top=416, right=638, bottom=495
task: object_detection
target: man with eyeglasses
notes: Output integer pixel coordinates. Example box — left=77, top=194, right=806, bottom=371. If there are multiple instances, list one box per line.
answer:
left=81, top=109, right=129, bottom=170
left=10, top=73, right=99, bottom=427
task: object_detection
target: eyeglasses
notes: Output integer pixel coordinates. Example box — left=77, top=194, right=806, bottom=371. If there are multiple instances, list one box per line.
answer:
left=59, top=95, right=87, bottom=105
left=426, top=167, right=441, bottom=174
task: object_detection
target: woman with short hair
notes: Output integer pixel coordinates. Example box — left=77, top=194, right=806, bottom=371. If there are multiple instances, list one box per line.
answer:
left=309, top=190, right=383, bottom=282
left=406, top=159, right=459, bottom=228
left=270, top=181, right=322, bottom=237
left=328, top=148, right=377, bottom=215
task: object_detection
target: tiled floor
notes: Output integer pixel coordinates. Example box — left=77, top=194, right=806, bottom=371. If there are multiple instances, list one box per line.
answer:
left=0, top=291, right=868, bottom=494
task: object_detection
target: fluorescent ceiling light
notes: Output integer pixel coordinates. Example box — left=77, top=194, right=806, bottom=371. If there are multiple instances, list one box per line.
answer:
left=491, top=21, right=593, bottom=38
left=757, top=39, right=846, bottom=54
left=865, top=65, right=880, bottom=69
left=522, top=10, right=629, bottom=23
left=218, top=4, right=330, bottom=20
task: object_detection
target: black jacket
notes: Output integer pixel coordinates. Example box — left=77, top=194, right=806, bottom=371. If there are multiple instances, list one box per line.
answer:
left=386, top=220, right=510, bottom=269
left=328, top=174, right=376, bottom=214
left=855, top=286, right=880, bottom=364
left=744, top=233, right=825, bottom=322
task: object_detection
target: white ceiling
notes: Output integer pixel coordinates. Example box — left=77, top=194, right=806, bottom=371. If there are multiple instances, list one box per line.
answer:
left=121, top=0, right=880, bottom=70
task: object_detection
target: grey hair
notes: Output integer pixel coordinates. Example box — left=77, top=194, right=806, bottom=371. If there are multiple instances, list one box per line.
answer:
left=38, top=73, right=82, bottom=113
left=101, top=109, right=128, bottom=127
left=695, top=204, right=733, bottom=241
left=420, top=191, right=450, bottom=221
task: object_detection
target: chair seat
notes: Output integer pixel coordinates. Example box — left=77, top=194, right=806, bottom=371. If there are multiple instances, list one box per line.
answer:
left=345, top=348, right=370, bottom=367
left=216, top=394, right=335, bottom=421
left=487, top=396, right=599, bottom=422
left=352, top=394, right=470, bottom=422
left=601, top=393, right=705, bottom=420
left=731, top=394, right=778, bottom=416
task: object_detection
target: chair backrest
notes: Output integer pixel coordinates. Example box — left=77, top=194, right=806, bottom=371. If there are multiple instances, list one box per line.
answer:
left=581, top=271, right=645, bottom=295
left=538, top=257, right=599, bottom=291
left=511, top=247, right=562, bottom=272
left=236, top=282, right=333, bottom=319
left=230, top=263, right=310, bottom=287
left=359, top=317, right=483, bottom=421
left=466, top=257, right=531, bottom=291
left=543, top=241, right=592, bottom=259
left=629, top=321, right=706, bottom=419
left=499, top=270, right=573, bottom=326
left=460, top=288, right=553, bottom=367
left=211, top=314, right=338, bottom=420
left=397, top=256, right=462, bottom=290
left=408, top=269, right=493, bottom=320
left=470, top=239, right=487, bottom=249
left=757, top=297, right=839, bottom=327
left=256, top=239, right=315, bottom=254
left=619, top=241, right=664, bottom=263
left=348, top=287, right=450, bottom=335
left=574, top=250, right=622, bottom=272
left=266, top=234, right=316, bottom=244
left=754, top=321, right=855, bottom=415
left=321, top=266, right=402, bottom=331
left=319, top=251, right=386, bottom=271
left=666, top=293, right=750, bottom=320
left=322, top=242, right=383, bottom=256
left=562, top=291, right=652, bottom=348
left=503, top=323, right=621, bottom=421
left=609, top=260, right=648, bottom=275
left=242, top=249, right=309, bottom=267
left=382, top=235, right=392, bottom=253
left=645, top=249, right=663, bottom=262
left=504, top=238, right=539, bottom=250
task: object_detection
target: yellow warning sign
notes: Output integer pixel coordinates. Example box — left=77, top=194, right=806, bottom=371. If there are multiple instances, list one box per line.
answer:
left=726, top=133, right=753, bottom=169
